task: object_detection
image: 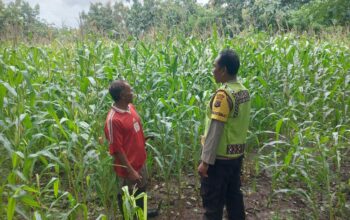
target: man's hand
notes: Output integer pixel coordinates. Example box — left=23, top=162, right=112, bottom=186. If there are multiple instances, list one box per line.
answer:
left=200, top=135, right=205, bottom=147
left=127, top=168, right=142, bottom=181
left=98, top=136, right=104, bottom=145
left=113, top=152, right=141, bottom=181
left=145, top=135, right=155, bottom=141
left=198, top=161, right=209, bottom=178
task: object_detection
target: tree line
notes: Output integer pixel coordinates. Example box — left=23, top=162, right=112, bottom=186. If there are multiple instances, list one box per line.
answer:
left=1, top=0, right=349, bottom=41
left=0, top=0, right=52, bottom=41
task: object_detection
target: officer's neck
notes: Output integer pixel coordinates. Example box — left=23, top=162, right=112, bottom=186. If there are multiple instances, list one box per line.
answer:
left=223, top=76, right=237, bottom=83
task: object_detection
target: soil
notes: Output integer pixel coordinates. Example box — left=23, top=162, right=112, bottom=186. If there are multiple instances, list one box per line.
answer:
left=147, top=159, right=306, bottom=220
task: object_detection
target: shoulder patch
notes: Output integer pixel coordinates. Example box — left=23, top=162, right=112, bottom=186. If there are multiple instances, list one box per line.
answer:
left=211, top=90, right=230, bottom=122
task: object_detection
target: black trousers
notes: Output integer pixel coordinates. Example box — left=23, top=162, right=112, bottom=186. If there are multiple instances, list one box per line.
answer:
left=117, top=187, right=146, bottom=219
left=117, top=165, right=148, bottom=219
left=200, top=157, right=245, bottom=220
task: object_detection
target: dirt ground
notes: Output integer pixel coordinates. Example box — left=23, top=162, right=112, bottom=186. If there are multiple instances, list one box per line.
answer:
left=147, top=163, right=305, bottom=220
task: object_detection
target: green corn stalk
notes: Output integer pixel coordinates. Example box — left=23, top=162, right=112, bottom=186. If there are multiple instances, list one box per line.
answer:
left=121, top=186, right=147, bottom=220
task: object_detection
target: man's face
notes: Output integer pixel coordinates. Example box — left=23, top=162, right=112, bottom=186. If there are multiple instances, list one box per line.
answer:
left=213, top=57, right=224, bottom=83
left=122, top=83, right=134, bottom=104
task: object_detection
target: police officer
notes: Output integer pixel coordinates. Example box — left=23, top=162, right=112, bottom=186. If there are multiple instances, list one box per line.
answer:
left=198, top=49, right=251, bottom=220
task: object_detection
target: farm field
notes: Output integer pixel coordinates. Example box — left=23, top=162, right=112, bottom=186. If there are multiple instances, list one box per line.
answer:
left=0, top=33, right=349, bottom=219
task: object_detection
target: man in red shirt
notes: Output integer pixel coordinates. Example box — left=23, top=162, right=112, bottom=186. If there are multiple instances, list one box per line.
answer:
left=104, top=80, right=152, bottom=218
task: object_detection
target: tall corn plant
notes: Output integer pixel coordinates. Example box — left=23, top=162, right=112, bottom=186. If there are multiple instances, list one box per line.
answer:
left=0, top=32, right=349, bottom=219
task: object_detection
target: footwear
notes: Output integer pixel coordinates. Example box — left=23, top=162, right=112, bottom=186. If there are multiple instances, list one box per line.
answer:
left=147, top=208, right=159, bottom=218
left=147, top=200, right=162, bottom=218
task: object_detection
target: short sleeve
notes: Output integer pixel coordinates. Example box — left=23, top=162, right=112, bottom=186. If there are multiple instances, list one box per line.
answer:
left=210, top=90, right=230, bottom=122
left=107, top=120, right=125, bottom=155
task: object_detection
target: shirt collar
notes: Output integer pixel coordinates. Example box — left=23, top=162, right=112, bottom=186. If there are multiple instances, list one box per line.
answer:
left=112, top=105, right=131, bottom=114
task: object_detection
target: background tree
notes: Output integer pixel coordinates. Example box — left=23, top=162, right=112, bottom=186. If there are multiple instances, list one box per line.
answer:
left=79, top=2, right=115, bottom=35
left=289, top=0, right=350, bottom=30
left=126, top=0, right=159, bottom=36
left=112, top=2, right=129, bottom=37
left=0, top=0, right=5, bottom=31
left=1, top=0, right=349, bottom=41
left=0, top=0, right=49, bottom=41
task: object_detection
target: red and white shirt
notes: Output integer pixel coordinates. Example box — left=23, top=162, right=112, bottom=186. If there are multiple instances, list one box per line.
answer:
left=104, top=104, right=146, bottom=177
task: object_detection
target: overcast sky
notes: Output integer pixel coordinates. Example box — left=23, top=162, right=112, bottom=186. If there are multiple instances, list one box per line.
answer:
left=4, top=0, right=209, bottom=28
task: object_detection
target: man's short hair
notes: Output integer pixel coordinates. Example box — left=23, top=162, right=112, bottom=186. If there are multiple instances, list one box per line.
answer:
left=109, top=80, right=126, bottom=102
left=218, top=49, right=240, bottom=76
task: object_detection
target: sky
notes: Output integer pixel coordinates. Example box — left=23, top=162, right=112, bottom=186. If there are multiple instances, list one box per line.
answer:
left=4, top=0, right=209, bottom=28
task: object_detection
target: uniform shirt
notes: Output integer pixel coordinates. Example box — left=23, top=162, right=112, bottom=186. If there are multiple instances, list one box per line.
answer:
left=104, top=104, right=146, bottom=177
left=202, top=82, right=250, bottom=164
left=201, top=90, right=232, bottom=165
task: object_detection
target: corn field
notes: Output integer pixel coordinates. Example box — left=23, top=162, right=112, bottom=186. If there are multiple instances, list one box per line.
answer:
left=0, top=33, right=349, bottom=219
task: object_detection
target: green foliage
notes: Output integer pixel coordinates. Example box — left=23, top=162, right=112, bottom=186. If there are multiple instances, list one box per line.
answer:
left=126, top=0, right=159, bottom=35
left=1, top=0, right=349, bottom=40
left=79, top=2, right=116, bottom=35
left=121, top=186, right=147, bottom=220
left=0, top=0, right=51, bottom=41
left=0, top=32, right=349, bottom=218
left=77, top=0, right=350, bottom=37
left=289, top=0, right=350, bottom=30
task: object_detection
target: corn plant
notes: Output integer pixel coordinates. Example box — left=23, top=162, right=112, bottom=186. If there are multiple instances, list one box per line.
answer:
left=0, top=32, right=349, bottom=219
left=121, top=186, right=147, bottom=220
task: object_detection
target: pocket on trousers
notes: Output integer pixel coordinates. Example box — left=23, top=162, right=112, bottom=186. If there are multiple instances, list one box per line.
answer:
left=200, top=175, right=222, bottom=207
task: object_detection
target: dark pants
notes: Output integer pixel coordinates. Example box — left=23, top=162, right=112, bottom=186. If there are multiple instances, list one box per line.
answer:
left=200, top=157, right=245, bottom=220
left=117, top=165, right=148, bottom=219
left=117, top=187, right=146, bottom=219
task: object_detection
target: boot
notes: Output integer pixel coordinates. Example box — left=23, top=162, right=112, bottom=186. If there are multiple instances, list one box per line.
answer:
left=135, top=188, right=159, bottom=218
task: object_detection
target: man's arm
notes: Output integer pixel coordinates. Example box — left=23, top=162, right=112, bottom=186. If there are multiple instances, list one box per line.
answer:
left=198, top=89, right=233, bottom=177
left=113, top=151, right=141, bottom=181
left=201, top=119, right=225, bottom=164
left=198, top=119, right=224, bottom=177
